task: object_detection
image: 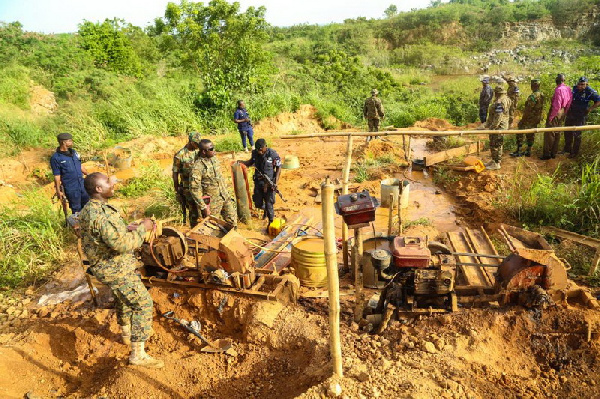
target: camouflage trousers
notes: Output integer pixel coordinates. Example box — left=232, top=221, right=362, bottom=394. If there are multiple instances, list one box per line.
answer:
left=367, top=118, right=380, bottom=132
left=91, top=260, right=154, bottom=342
left=210, top=197, right=237, bottom=227
left=489, top=133, right=504, bottom=163
left=183, top=189, right=199, bottom=227
left=516, top=133, right=535, bottom=147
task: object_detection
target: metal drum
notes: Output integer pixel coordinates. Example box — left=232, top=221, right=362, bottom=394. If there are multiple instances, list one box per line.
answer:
left=291, top=236, right=327, bottom=288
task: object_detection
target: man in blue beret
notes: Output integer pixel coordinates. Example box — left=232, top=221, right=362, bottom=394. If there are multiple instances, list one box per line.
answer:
left=562, top=77, right=600, bottom=158
left=50, top=133, right=89, bottom=215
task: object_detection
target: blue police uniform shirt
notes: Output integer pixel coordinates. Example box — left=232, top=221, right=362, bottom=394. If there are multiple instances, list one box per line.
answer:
left=50, top=148, right=84, bottom=191
left=234, top=108, right=252, bottom=131
left=249, top=148, right=281, bottom=181
left=570, top=85, right=600, bottom=116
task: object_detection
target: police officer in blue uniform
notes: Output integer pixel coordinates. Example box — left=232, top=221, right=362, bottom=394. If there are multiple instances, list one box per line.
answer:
left=240, top=138, right=281, bottom=227
left=50, top=133, right=89, bottom=214
left=233, top=100, right=254, bottom=152
left=563, top=77, right=600, bottom=158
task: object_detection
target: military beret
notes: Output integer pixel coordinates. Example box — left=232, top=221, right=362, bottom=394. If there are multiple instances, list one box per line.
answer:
left=531, top=78, right=541, bottom=84
left=371, top=89, right=379, bottom=95
left=481, top=77, right=490, bottom=83
left=188, top=131, right=202, bottom=144
left=57, top=133, right=73, bottom=141
left=494, top=86, right=507, bottom=94
left=578, top=76, right=588, bottom=83
left=506, top=76, right=516, bottom=82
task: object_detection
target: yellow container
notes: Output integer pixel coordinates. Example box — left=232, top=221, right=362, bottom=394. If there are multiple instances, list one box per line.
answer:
left=268, top=217, right=286, bottom=237
left=291, top=236, right=327, bottom=288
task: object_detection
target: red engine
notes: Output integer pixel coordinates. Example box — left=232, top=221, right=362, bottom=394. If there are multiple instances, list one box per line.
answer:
left=391, top=236, right=431, bottom=268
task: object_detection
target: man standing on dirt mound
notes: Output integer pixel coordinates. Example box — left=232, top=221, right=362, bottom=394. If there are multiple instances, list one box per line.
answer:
left=541, top=74, right=572, bottom=160
left=363, top=89, right=385, bottom=141
left=50, top=133, right=89, bottom=215
left=240, top=138, right=281, bottom=229
left=79, top=172, right=164, bottom=369
left=234, top=100, right=254, bottom=152
left=479, top=76, right=493, bottom=123
left=562, top=76, right=600, bottom=158
left=482, top=86, right=511, bottom=170
left=511, top=79, right=545, bottom=157
left=173, top=132, right=201, bottom=227
left=506, top=76, right=520, bottom=128
left=189, top=139, right=237, bottom=226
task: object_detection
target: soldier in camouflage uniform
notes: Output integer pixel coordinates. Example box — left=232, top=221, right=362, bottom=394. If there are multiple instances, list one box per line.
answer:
left=363, top=89, right=385, bottom=141
left=172, top=132, right=201, bottom=227
left=79, top=172, right=163, bottom=369
left=483, top=86, right=512, bottom=170
left=189, top=139, right=237, bottom=226
left=511, top=79, right=545, bottom=157
left=506, top=76, right=520, bottom=128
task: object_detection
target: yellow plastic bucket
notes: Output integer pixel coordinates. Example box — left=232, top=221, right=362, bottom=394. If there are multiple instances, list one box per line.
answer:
left=291, top=236, right=327, bottom=288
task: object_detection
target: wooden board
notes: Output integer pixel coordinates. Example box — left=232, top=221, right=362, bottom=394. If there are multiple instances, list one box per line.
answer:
left=446, top=227, right=499, bottom=288
left=424, top=142, right=484, bottom=167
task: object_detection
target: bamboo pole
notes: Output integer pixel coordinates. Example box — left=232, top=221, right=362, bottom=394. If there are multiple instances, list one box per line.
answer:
left=321, top=178, right=343, bottom=377
left=280, top=124, right=600, bottom=139
left=387, top=193, right=395, bottom=236
left=354, top=227, right=364, bottom=322
left=341, top=134, right=354, bottom=273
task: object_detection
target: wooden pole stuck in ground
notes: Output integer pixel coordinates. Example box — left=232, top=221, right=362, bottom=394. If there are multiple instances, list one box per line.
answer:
left=321, top=178, right=343, bottom=377
left=341, top=134, right=354, bottom=273
left=387, top=193, right=395, bottom=236
left=354, top=227, right=364, bottom=322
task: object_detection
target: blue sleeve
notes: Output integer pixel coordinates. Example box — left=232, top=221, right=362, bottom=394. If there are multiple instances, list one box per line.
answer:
left=270, top=149, right=282, bottom=167
left=50, top=154, right=61, bottom=176
left=591, top=89, right=600, bottom=103
left=234, top=109, right=241, bottom=120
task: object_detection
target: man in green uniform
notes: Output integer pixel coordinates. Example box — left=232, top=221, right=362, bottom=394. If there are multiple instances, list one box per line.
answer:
left=173, top=132, right=201, bottom=227
left=189, top=139, right=237, bottom=226
left=79, top=172, right=163, bottom=369
left=511, top=79, right=545, bottom=157
left=483, top=86, right=512, bottom=170
left=363, top=89, right=385, bottom=141
left=506, top=76, right=520, bottom=128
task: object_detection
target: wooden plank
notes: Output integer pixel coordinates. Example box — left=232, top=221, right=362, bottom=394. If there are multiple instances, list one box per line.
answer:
left=423, top=142, right=484, bottom=167
left=447, top=231, right=489, bottom=287
left=541, top=226, right=600, bottom=248
left=465, top=228, right=498, bottom=285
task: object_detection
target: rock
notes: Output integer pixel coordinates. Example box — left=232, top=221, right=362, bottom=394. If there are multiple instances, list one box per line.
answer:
left=6, top=306, right=16, bottom=316
left=559, top=376, right=567, bottom=383
left=327, top=382, right=342, bottom=397
left=356, top=371, right=370, bottom=382
left=19, top=309, right=28, bottom=319
left=423, top=341, right=438, bottom=354
left=405, top=342, right=415, bottom=350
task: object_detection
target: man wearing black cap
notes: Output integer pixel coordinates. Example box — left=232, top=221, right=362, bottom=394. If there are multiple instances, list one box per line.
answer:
left=240, top=138, right=281, bottom=227
left=50, top=133, right=89, bottom=214
left=562, top=77, right=600, bottom=158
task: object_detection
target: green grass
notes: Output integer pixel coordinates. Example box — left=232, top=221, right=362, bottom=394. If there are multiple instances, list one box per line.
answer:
left=214, top=134, right=245, bottom=152
left=432, top=166, right=460, bottom=186
left=353, top=164, right=370, bottom=183
left=0, top=191, right=72, bottom=288
left=403, top=217, right=433, bottom=228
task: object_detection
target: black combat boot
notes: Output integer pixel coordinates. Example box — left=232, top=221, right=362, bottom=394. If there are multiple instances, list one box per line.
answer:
left=510, top=145, right=522, bottom=157
left=524, top=146, right=532, bottom=157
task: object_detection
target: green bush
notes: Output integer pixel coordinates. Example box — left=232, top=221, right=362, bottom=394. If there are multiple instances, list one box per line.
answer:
left=0, top=191, right=71, bottom=288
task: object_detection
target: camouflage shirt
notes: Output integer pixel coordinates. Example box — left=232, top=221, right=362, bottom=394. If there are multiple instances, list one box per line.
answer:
left=507, top=84, right=520, bottom=113
left=518, top=90, right=545, bottom=129
left=172, top=146, right=199, bottom=189
left=363, top=97, right=384, bottom=120
left=79, top=199, right=146, bottom=274
left=189, top=157, right=229, bottom=210
left=485, top=95, right=512, bottom=130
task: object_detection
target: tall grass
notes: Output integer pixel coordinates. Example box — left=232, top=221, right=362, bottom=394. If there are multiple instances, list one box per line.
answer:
left=0, top=191, right=71, bottom=288
left=502, top=158, right=600, bottom=237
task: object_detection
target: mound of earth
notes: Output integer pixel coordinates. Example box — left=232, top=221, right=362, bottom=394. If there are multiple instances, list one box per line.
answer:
left=29, top=83, right=58, bottom=116
left=254, top=104, right=350, bottom=135
left=413, top=118, right=460, bottom=131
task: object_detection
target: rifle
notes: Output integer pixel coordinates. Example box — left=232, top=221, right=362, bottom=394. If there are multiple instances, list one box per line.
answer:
left=177, top=187, right=187, bottom=225
left=57, top=185, right=69, bottom=226
left=254, top=169, right=286, bottom=202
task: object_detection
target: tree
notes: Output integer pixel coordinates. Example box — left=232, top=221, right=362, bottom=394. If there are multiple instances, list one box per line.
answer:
left=152, top=0, right=272, bottom=109
left=78, top=19, right=142, bottom=76
left=384, top=4, right=398, bottom=18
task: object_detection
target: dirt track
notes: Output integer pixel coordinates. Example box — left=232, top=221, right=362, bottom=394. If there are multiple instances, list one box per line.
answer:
left=1, top=109, right=600, bottom=398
